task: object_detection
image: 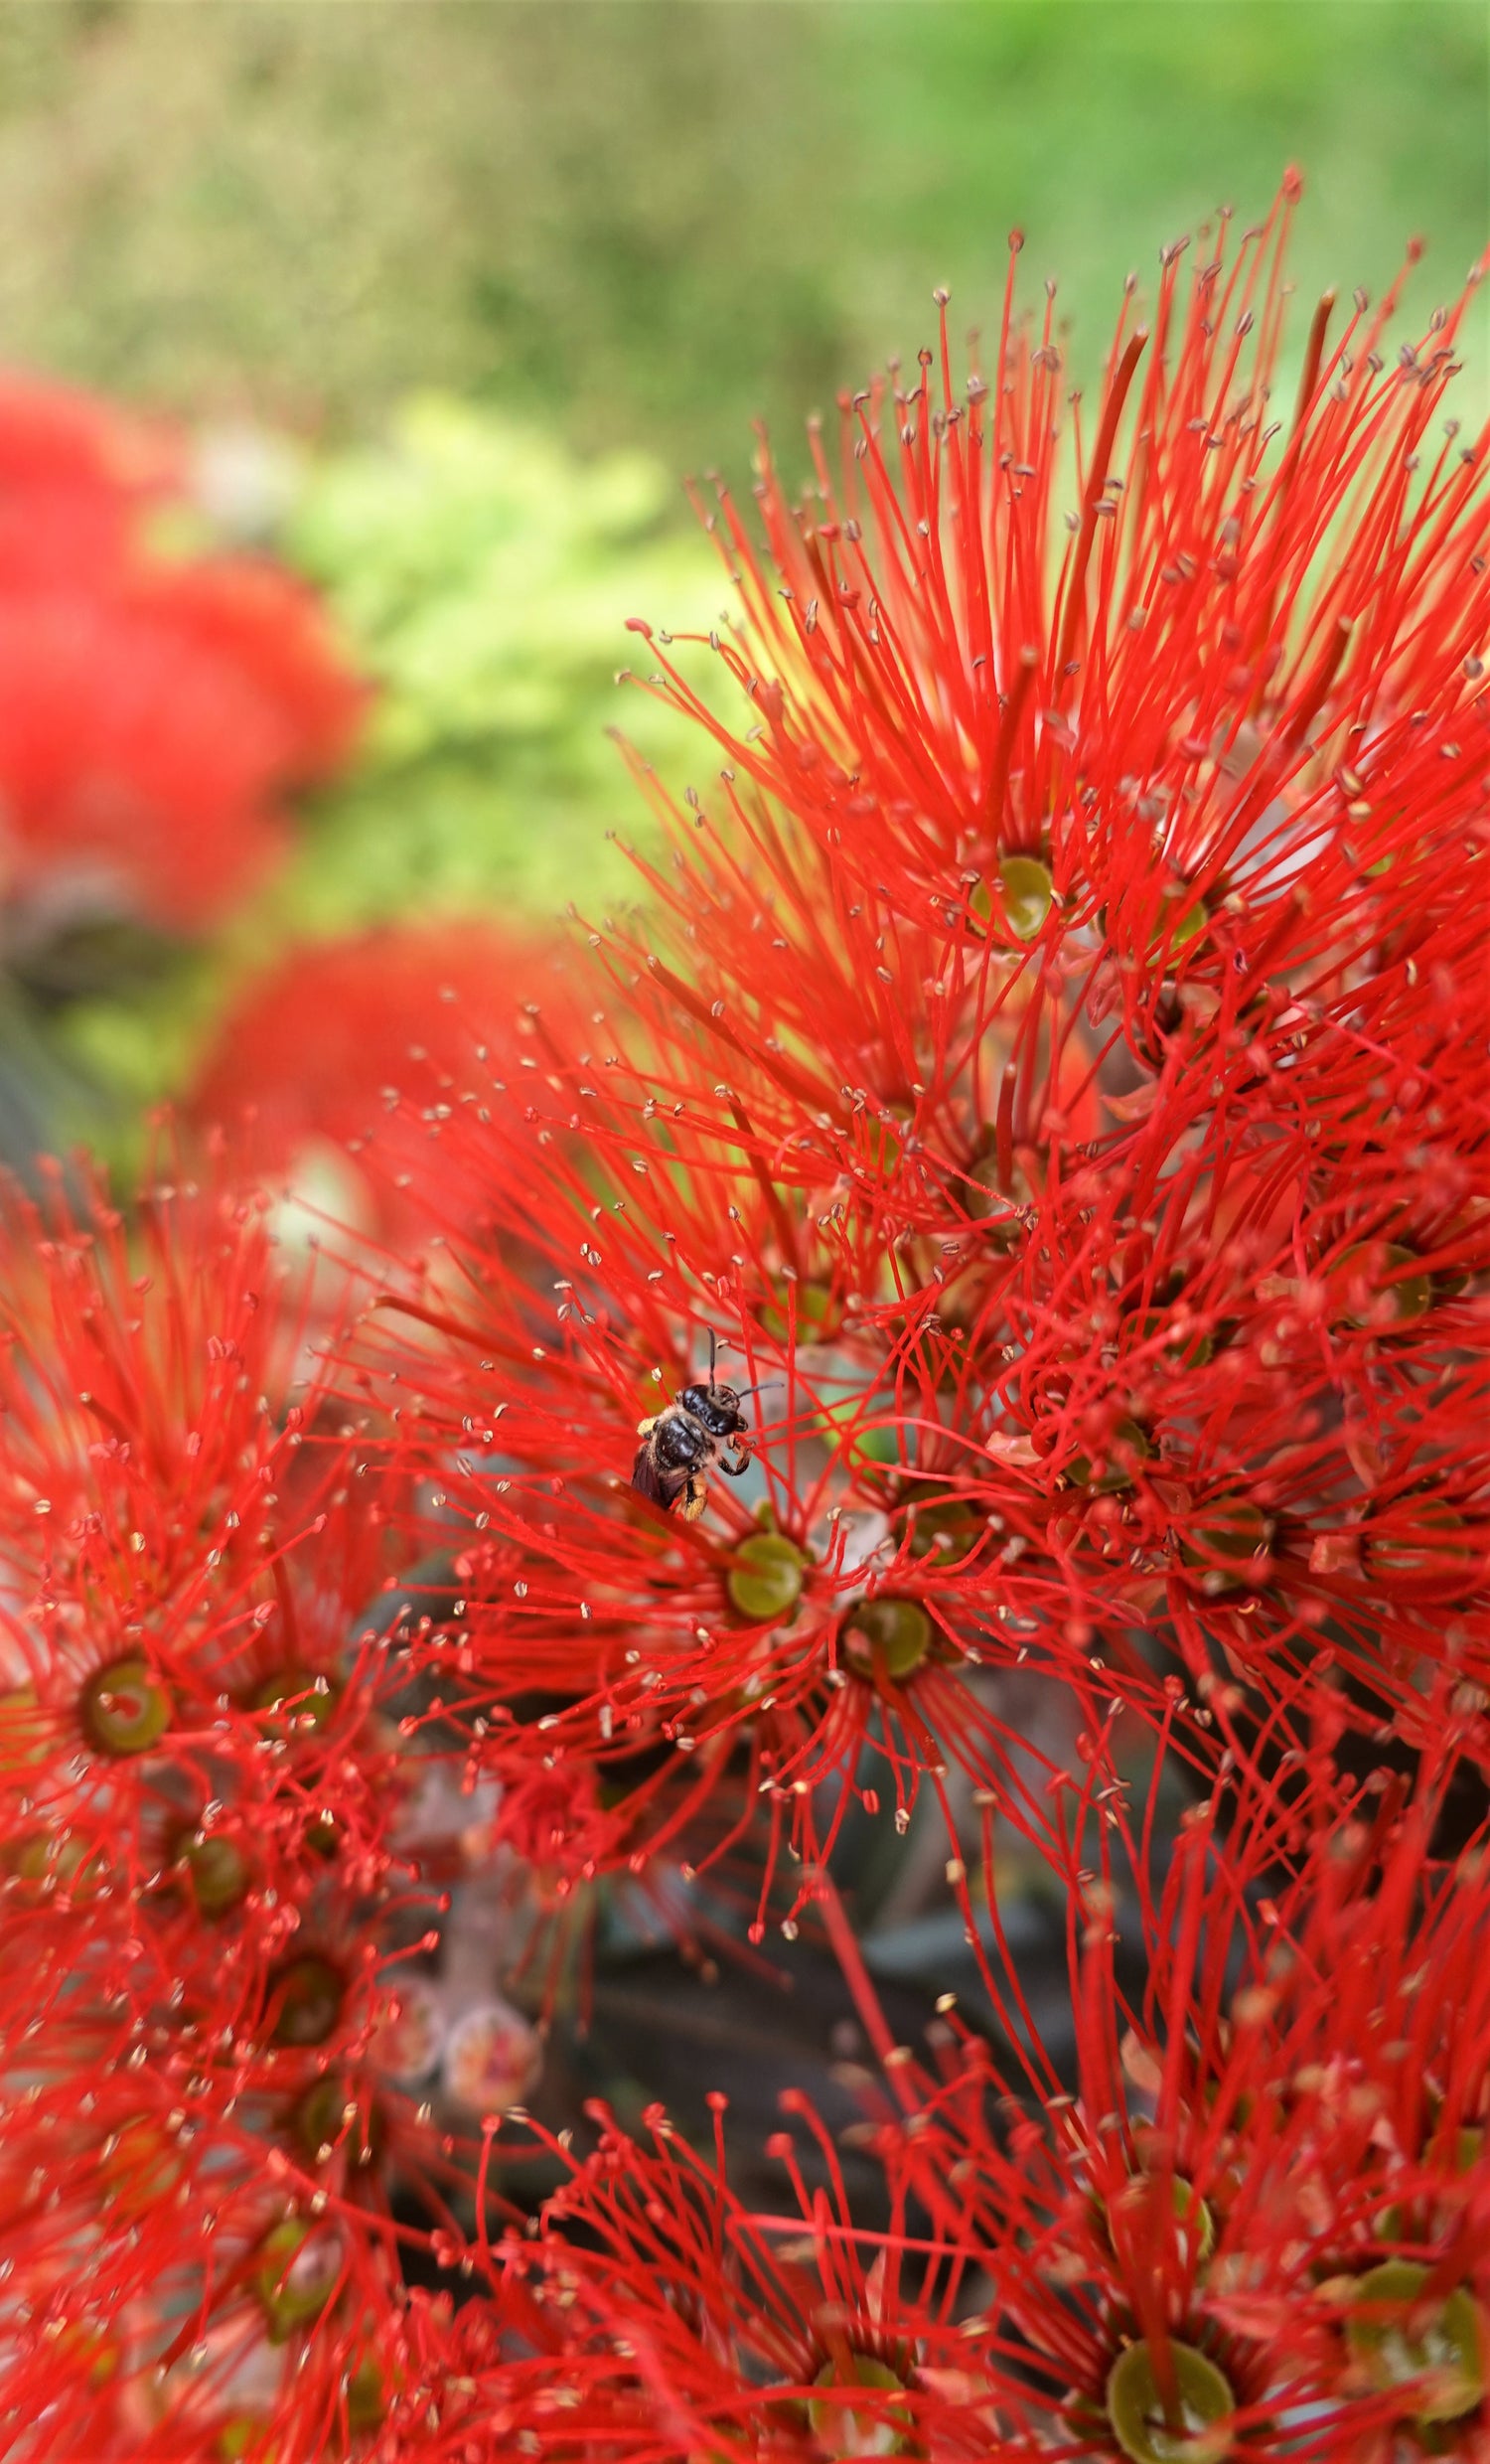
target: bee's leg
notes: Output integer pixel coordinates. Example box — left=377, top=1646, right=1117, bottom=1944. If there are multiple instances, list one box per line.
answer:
left=636, top=1415, right=660, bottom=1437
left=678, top=1473, right=708, bottom=1522
left=719, top=1447, right=751, bottom=1477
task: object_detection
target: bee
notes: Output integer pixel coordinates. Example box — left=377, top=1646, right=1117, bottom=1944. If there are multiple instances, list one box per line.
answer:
left=632, top=1332, right=755, bottom=1522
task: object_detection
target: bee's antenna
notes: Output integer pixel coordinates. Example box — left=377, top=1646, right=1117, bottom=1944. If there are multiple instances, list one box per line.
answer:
left=708, top=1325, right=718, bottom=1393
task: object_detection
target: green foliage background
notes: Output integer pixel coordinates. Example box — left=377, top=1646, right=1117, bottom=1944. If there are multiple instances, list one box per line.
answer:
left=4, top=1, right=1485, bottom=471
left=5, top=0, right=1486, bottom=1116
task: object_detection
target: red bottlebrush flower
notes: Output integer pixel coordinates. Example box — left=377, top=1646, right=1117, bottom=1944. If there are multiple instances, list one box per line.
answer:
left=350, top=1119, right=1134, bottom=1923
left=634, top=183, right=1488, bottom=944
left=0, top=591, right=292, bottom=930
left=0, top=1154, right=541, bottom=2463
left=191, top=920, right=584, bottom=1242
left=0, top=2034, right=442, bottom=2460
left=0, top=1158, right=426, bottom=2032
left=856, top=1715, right=1490, bottom=2459
left=0, top=581, right=362, bottom=934
left=456, top=2091, right=1039, bottom=2461
left=352, top=180, right=1490, bottom=1924
left=7, top=187, right=1490, bottom=2464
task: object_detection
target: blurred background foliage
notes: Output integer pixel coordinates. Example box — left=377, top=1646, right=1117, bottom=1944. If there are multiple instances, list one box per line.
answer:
left=3, top=1, right=1485, bottom=467
left=0, top=0, right=1485, bottom=1146
left=277, top=398, right=720, bottom=929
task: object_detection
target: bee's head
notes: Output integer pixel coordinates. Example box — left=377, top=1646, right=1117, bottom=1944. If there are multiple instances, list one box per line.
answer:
left=681, top=1380, right=744, bottom=1436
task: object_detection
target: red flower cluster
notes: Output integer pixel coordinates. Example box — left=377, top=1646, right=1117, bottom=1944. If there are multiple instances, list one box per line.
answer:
left=355, top=181, right=1490, bottom=1915
left=0, top=374, right=362, bottom=937
left=0, top=1164, right=477, bottom=2460
left=407, top=1723, right=1486, bottom=2464
left=2, top=185, right=1488, bottom=2459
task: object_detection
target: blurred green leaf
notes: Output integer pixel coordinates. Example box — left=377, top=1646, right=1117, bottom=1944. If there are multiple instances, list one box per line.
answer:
left=277, top=394, right=720, bottom=929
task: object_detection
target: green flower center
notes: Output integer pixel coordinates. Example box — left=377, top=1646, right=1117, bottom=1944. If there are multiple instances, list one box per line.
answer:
left=250, top=1664, right=339, bottom=1735
left=1179, top=1497, right=1269, bottom=1591
left=1345, top=2260, right=1484, bottom=2423
left=997, top=852, right=1055, bottom=941
left=1333, top=1240, right=1431, bottom=1327
left=293, top=2074, right=382, bottom=2168
left=727, top=1532, right=808, bottom=1621
left=175, top=1828, right=251, bottom=1918
left=1104, top=2175, right=1216, bottom=2266
left=97, top=2117, right=183, bottom=2213
left=79, top=1657, right=173, bottom=1757
left=1156, top=887, right=1207, bottom=951
left=842, top=1596, right=933, bottom=1682
left=268, top=1955, right=345, bottom=2048
left=760, top=1280, right=835, bottom=1342
left=905, top=1498, right=982, bottom=1565
left=1363, top=1501, right=1480, bottom=1595
left=1106, top=2339, right=1235, bottom=2463
left=808, top=2355, right=912, bottom=2456
left=1068, top=1418, right=1151, bottom=1493
left=254, top=2218, right=342, bottom=2342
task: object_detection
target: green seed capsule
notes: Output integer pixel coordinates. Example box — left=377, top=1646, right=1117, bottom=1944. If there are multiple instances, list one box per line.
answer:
left=216, top=2420, right=266, bottom=2462
left=250, top=1665, right=339, bottom=1735
left=1162, top=894, right=1208, bottom=950
left=1362, top=1502, right=1482, bottom=1599
left=98, top=2116, right=183, bottom=2214
left=8, top=1828, right=106, bottom=1896
left=998, top=853, right=1055, bottom=941
left=727, top=1532, right=808, bottom=1622
left=344, top=2354, right=386, bottom=2432
left=843, top=1597, right=933, bottom=1682
left=177, top=1830, right=251, bottom=1919
left=906, top=1499, right=981, bottom=1565
left=1104, top=2175, right=1216, bottom=2265
left=50, top=2322, right=118, bottom=2389
left=1334, top=1240, right=1431, bottom=1327
left=0, top=1685, right=46, bottom=1771
left=79, top=1658, right=173, bottom=1758
left=1068, top=1419, right=1151, bottom=1493
left=808, top=2355, right=912, bottom=2456
left=1130, top=1310, right=1214, bottom=1369
left=863, top=1119, right=903, bottom=1179
left=293, top=2075, right=381, bottom=2168
left=1106, top=2338, right=1236, bottom=2463
left=254, top=2218, right=341, bottom=2342
left=1180, top=1497, right=1270, bottom=1590
left=760, top=1281, right=834, bottom=1342
left=268, top=1955, right=344, bottom=2048
left=1344, top=2260, right=1484, bottom=2423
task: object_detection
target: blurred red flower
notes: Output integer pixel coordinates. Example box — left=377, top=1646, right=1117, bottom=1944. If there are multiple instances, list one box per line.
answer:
left=0, top=372, right=363, bottom=938
left=191, top=920, right=587, bottom=1238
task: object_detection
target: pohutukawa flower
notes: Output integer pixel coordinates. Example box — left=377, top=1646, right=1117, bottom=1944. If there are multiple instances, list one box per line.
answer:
left=352, top=1164, right=1124, bottom=1921
left=0, top=1162, right=415, bottom=1944
left=877, top=1718, right=1490, bottom=2458
left=0, top=1949, right=484, bottom=2464
left=465, top=2090, right=1039, bottom=2460
left=364, top=171, right=1488, bottom=1838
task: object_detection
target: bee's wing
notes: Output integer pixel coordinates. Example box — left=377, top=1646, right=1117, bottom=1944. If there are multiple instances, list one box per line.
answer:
left=630, top=1443, right=675, bottom=1510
